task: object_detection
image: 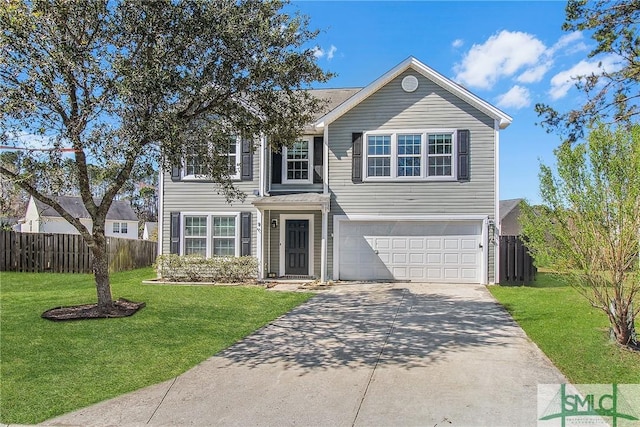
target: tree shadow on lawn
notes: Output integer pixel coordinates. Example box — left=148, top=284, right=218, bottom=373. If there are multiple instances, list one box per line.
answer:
left=217, top=287, right=520, bottom=373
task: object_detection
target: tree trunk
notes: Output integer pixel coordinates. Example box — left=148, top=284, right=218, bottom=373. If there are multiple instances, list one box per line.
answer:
left=92, top=238, right=114, bottom=312
left=609, top=300, right=638, bottom=348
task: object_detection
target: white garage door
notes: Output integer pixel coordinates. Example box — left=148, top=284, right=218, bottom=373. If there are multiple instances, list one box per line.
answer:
left=337, top=220, right=483, bottom=283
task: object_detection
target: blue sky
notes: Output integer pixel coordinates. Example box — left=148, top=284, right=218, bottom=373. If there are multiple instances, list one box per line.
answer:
left=288, top=1, right=615, bottom=204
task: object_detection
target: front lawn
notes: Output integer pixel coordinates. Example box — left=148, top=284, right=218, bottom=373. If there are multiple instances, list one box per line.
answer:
left=489, top=273, right=640, bottom=384
left=0, top=268, right=313, bottom=424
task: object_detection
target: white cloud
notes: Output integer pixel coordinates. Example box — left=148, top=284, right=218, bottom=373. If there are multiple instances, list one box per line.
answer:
left=496, top=85, right=531, bottom=109
left=548, top=55, right=622, bottom=100
left=452, top=39, right=464, bottom=48
left=454, top=30, right=546, bottom=89
left=455, top=30, right=591, bottom=90
left=548, top=31, right=586, bottom=56
left=312, top=45, right=337, bottom=60
left=327, top=45, right=337, bottom=60
left=517, top=62, right=553, bottom=84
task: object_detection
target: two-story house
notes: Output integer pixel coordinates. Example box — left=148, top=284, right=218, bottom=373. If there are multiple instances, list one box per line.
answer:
left=158, top=57, right=512, bottom=284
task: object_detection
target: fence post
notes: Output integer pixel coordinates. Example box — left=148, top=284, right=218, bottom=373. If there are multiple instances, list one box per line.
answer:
left=499, top=235, right=537, bottom=285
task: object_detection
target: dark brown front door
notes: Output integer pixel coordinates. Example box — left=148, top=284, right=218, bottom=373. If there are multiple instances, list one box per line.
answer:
left=285, top=220, right=309, bottom=275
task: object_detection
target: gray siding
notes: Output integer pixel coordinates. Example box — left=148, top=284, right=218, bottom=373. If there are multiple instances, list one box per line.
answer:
left=161, top=152, right=260, bottom=256
left=326, top=70, right=498, bottom=281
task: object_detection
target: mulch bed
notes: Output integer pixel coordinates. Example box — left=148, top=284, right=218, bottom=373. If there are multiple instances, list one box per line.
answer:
left=42, top=298, right=146, bottom=321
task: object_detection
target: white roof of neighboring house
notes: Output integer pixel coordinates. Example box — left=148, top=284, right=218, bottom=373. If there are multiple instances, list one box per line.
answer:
left=32, top=196, right=138, bottom=221
left=314, top=56, right=513, bottom=130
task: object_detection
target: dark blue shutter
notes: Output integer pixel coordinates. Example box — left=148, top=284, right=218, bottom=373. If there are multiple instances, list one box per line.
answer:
left=240, top=212, right=251, bottom=256
left=170, top=212, right=180, bottom=254
left=352, top=133, right=363, bottom=183
left=171, top=166, right=181, bottom=181
left=457, top=129, right=470, bottom=181
left=241, top=139, right=253, bottom=181
left=313, top=136, right=323, bottom=184
left=271, top=151, right=282, bottom=184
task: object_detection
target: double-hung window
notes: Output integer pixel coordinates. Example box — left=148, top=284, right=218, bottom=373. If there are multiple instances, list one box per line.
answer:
left=212, top=216, right=236, bottom=256
left=364, top=129, right=456, bottom=181
left=428, top=134, right=453, bottom=177
left=112, top=222, right=128, bottom=234
left=367, top=135, right=391, bottom=177
left=182, top=213, right=239, bottom=257
left=184, top=216, right=208, bottom=256
left=283, top=138, right=313, bottom=183
left=183, top=137, right=241, bottom=180
left=397, top=134, right=421, bottom=177
left=185, top=147, right=207, bottom=177
left=222, top=136, right=240, bottom=180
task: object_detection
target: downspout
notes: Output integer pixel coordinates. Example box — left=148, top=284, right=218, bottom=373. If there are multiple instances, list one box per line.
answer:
left=493, top=119, right=500, bottom=284
left=259, top=135, right=266, bottom=197
left=157, top=166, right=164, bottom=272
left=321, top=124, right=330, bottom=282
left=256, top=135, right=266, bottom=281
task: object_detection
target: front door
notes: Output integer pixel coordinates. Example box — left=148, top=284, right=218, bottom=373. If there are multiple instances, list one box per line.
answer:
left=285, top=220, right=309, bottom=275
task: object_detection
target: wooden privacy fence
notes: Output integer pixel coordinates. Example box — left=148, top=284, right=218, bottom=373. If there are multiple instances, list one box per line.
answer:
left=499, top=235, right=537, bottom=285
left=0, top=230, right=157, bottom=274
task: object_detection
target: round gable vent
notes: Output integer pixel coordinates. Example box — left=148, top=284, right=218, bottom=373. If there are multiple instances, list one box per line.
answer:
left=401, top=75, right=419, bottom=93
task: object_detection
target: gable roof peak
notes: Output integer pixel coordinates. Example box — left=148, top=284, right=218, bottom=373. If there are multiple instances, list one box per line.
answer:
left=314, top=56, right=512, bottom=130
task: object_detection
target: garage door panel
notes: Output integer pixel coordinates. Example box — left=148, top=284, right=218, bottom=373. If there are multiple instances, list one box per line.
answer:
left=461, top=238, right=478, bottom=250
left=392, top=253, right=407, bottom=263
left=461, top=253, right=478, bottom=265
left=427, top=253, right=442, bottom=263
left=409, top=267, right=425, bottom=279
left=444, top=253, right=460, bottom=264
left=409, top=253, right=424, bottom=264
left=374, top=237, right=390, bottom=250
left=338, top=220, right=482, bottom=283
left=427, top=239, right=441, bottom=250
left=427, top=268, right=443, bottom=280
left=392, top=239, right=407, bottom=250
left=444, top=268, right=461, bottom=279
left=444, top=239, right=460, bottom=250
left=409, top=239, right=424, bottom=250
left=461, top=268, right=479, bottom=279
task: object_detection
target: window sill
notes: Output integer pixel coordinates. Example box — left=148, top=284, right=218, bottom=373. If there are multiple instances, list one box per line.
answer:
left=180, top=175, right=241, bottom=182
left=363, top=176, right=458, bottom=183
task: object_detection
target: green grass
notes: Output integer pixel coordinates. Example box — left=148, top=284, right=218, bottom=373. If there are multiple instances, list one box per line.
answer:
left=0, top=268, right=313, bottom=424
left=489, top=273, right=640, bottom=384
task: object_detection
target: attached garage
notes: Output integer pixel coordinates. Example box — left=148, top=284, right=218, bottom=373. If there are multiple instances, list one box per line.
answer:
left=335, top=217, right=487, bottom=283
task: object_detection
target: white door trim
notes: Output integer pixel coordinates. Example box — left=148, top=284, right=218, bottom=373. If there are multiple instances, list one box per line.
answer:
left=279, top=213, right=314, bottom=277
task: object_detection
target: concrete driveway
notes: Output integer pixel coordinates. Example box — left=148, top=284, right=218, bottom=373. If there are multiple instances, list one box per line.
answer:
left=41, top=283, right=566, bottom=427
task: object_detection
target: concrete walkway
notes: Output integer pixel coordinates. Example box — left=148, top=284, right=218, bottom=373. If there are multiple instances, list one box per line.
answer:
left=39, top=283, right=566, bottom=426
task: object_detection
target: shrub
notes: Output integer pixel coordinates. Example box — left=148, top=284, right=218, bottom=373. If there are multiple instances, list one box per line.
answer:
left=155, top=254, right=258, bottom=283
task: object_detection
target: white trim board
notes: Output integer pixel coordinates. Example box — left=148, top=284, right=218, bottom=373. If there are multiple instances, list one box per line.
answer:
left=279, top=213, right=315, bottom=277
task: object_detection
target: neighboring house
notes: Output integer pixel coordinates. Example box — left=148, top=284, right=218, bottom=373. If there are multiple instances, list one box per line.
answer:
left=158, top=57, right=512, bottom=284
left=21, top=195, right=139, bottom=239
left=143, top=222, right=158, bottom=240
left=499, top=198, right=523, bottom=236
